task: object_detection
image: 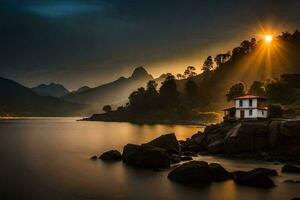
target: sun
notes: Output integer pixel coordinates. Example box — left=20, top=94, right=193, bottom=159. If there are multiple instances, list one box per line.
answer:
left=265, top=35, right=273, bottom=43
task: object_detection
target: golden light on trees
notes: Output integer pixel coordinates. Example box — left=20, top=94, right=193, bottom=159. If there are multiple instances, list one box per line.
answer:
left=264, top=35, right=273, bottom=43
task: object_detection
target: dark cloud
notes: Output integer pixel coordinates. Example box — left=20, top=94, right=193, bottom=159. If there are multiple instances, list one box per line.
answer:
left=0, top=0, right=300, bottom=89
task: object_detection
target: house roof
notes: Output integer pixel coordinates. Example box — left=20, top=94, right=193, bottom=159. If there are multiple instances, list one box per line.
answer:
left=234, top=95, right=267, bottom=100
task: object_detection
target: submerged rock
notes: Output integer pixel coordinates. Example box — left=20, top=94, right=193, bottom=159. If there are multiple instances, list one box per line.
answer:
left=282, top=165, right=300, bottom=173
left=168, top=161, right=212, bottom=185
left=209, top=163, right=232, bottom=181
left=233, top=170, right=275, bottom=188
left=122, top=144, right=171, bottom=169
left=90, top=155, right=98, bottom=160
left=100, top=150, right=122, bottom=161
left=249, top=168, right=278, bottom=176
left=144, top=133, right=181, bottom=154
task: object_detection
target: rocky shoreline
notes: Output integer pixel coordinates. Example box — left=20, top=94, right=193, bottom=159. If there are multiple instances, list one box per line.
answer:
left=91, top=119, right=300, bottom=197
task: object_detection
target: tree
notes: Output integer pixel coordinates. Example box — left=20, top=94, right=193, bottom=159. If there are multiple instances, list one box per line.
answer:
left=128, top=87, right=147, bottom=111
left=202, top=56, right=213, bottom=72
left=176, top=73, right=185, bottom=80
left=102, top=105, right=112, bottom=113
left=248, top=81, right=265, bottom=96
left=185, top=80, right=200, bottom=107
left=226, top=82, right=246, bottom=101
left=159, top=75, right=180, bottom=107
left=240, top=40, right=251, bottom=54
left=183, top=66, right=197, bottom=77
left=214, top=53, right=231, bottom=67
left=145, top=80, right=160, bottom=109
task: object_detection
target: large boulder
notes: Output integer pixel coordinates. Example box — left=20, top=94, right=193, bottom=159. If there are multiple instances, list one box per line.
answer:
left=190, top=132, right=206, bottom=145
left=168, top=161, right=212, bottom=185
left=280, top=121, right=300, bottom=137
left=282, top=165, right=300, bottom=173
left=122, top=144, right=171, bottom=169
left=268, top=121, right=283, bottom=148
left=225, top=121, right=269, bottom=154
left=209, top=163, right=232, bottom=181
left=99, top=150, right=122, bottom=161
left=233, top=170, right=275, bottom=188
left=207, top=140, right=224, bottom=154
left=249, top=168, right=278, bottom=176
left=122, top=144, right=140, bottom=162
left=144, top=133, right=181, bottom=154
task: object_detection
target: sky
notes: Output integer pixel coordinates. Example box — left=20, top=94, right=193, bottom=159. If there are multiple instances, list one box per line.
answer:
left=1, top=0, right=300, bottom=90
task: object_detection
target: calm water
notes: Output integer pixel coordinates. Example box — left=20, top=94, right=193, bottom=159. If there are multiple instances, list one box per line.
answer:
left=0, top=118, right=299, bottom=200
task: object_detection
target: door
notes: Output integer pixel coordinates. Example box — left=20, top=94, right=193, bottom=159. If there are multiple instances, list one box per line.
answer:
left=240, top=110, right=245, bottom=119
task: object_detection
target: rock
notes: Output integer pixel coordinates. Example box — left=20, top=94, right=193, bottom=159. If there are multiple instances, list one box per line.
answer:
left=282, top=165, right=300, bottom=173
left=209, top=163, right=232, bottom=181
left=169, top=155, right=181, bottom=164
left=144, top=133, right=180, bottom=154
left=268, top=121, right=282, bottom=148
left=90, top=155, right=98, bottom=160
left=99, top=150, right=122, bottom=161
left=233, top=170, right=275, bottom=188
left=249, top=168, right=278, bottom=176
left=207, top=140, right=224, bottom=154
left=280, top=121, right=300, bottom=137
left=190, top=132, right=206, bottom=145
left=123, top=144, right=171, bottom=169
left=180, top=156, right=193, bottom=161
left=183, top=151, right=197, bottom=156
left=122, top=144, right=140, bottom=162
left=168, top=161, right=212, bottom=185
left=187, top=145, right=205, bottom=152
left=225, top=122, right=269, bottom=153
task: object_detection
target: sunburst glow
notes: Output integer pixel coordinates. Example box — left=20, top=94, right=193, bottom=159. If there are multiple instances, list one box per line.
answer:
left=265, top=35, right=273, bottom=43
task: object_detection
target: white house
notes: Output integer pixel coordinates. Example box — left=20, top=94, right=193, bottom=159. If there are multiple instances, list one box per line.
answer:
left=223, top=95, right=268, bottom=120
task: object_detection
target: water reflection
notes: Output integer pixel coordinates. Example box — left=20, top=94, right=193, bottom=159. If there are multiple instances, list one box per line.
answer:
left=0, top=118, right=299, bottom=200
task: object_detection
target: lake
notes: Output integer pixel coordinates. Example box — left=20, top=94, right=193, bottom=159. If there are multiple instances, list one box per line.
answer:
left=0, top=118, right=299, bottom=200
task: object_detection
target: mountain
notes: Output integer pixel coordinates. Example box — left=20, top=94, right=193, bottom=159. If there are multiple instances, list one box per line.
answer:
left=31, top=83, right=69, bottom=97
left=76, top=86, right=91, bottom=93
left=0, top=77, right=93, bottom=117
left=62, top=67, right=153, bottom=107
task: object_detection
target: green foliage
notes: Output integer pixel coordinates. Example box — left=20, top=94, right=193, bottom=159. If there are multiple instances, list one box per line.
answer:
left=268, top=104, right=282, bottom=118
left=102, top=105, right=112, bottom=113
left=226, top=82, right=246, bottom=101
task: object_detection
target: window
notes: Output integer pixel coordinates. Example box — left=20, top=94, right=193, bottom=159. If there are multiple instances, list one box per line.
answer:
left=239, top=100, right=243, bottom=107
left=249, top=109, right=253, bottom=116
left=249, top=99, right=252, bottom=107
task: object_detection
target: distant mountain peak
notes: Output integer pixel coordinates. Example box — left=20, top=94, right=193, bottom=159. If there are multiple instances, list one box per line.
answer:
left=31, top=83, right=69, bottom=97
left=131, top=66, right=151, bottom=79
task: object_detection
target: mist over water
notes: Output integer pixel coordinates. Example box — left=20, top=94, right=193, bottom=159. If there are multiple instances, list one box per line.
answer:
left=0, top=118, right=299, bottom=200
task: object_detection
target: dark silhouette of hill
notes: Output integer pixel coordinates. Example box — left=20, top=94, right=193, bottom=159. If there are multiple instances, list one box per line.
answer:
left=62, top=66, right=154, bottom=107
left=31, top=83, right=69, bottom=97
left=0, top=77, right=93, bottom=117
left=87, top=30, right=300, bottom=123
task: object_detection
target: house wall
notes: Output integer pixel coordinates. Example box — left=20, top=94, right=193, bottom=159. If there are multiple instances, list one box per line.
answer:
left=235, top=108, right=268, bottom=119
left=257, top=109, right=268, bottom=118
left=236, top=109, right=258, bottom=119
left=235, top=99, right=257, bottom=108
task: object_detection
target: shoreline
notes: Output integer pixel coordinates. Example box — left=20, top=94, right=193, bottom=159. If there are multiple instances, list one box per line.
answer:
left=81, top=117, right=209, bottom=126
